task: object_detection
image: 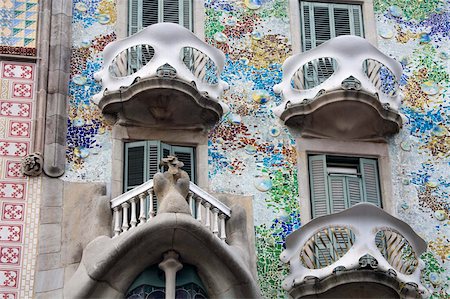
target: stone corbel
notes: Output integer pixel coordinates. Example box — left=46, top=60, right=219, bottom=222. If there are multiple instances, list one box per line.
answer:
left=21, top=152, right=44, bottom=176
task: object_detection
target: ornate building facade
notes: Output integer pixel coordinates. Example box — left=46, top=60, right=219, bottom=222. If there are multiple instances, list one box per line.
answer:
left=0, top=0, right=449, bottom=298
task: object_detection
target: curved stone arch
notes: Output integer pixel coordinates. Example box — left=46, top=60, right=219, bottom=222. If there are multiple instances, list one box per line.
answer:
left=64, top=213, right=261, bottom=298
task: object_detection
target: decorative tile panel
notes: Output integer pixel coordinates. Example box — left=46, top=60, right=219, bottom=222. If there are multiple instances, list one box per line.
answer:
left=11, top=83, right=32, bottom=99
left=1, top=63, right=34, bottom=80
left=0, top=269, right=18, bottom=288
left=0, top=141, right=29, bottom=157
left=5, top=161, right=23, bottom=179
left=8, top=121, right=30, bottom=138
left=0, top=291, right=16, bottom=299
left=1, top=203, right=24, bottom=221
left=0, top=101, right=32, bottom=119
left=0, top=60, right=35, bottom=296
left=0, top=246, right=21, bottom=265
left=0, top=0, right=38, bottom=57
left=0, top=182, right=26, bottom=200
left=0, top=225, right=22, bottom=243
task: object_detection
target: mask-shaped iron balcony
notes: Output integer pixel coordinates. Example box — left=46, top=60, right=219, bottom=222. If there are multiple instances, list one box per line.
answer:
left=281, top=203, right=429, bottom=299
left=93, top=23, right=229, bottom=129
left=273, top=36, right=403, bottom=142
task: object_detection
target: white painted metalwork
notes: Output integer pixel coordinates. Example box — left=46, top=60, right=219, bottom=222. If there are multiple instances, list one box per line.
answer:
left=110, top=179, right=231, bottom=240
left=93, top=23, right=229, bottom=112
left=273, top=35, right=403, bottom=116
left=280, top=203, right=429, bottom=296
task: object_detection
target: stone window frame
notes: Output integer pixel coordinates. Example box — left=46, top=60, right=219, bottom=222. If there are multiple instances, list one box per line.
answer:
left=296, top=137, right=395, bottom=224
left=115, top=0, right=205, bottom=40
left=288, top=0, right=378, bottom=54
left=110, top=125, right=209, bottom=198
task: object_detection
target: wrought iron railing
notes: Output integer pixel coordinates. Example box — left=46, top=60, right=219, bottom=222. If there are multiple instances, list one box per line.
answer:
left=93, top=23, right=228, bottom=106
left=274, top=35, right=403, bottom=116
left=281, top=203, right=428, bottom=296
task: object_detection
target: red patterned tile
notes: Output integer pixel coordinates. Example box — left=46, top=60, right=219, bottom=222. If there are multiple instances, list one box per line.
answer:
left=1, top=203, right=24, bottom=221
left=0, top=269, right=18, bottom=288
left=0, top=101, right=32, bottom=119
left=0, top=141, right=29, bottom=158
left=0, top=246, right=21, bottom=266
left=0, top=182, right=26, bottom=200
left=2, top=63, right=34, bottom=80
left=11, top=83, right=33, bottom=99
left=0, top=225, right=22, bottom=243
left=5, top=162, right=24, bottom=179
left=8, top=121, right=31, bottom=138
left=0, top=292, right=16, bottom=299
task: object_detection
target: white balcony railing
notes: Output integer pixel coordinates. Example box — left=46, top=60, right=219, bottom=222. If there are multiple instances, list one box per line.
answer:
left=110, top=179, right=231, bottom=241
left=273, top=35, right=403, bottom=116
left=93, top=23, right=229, bottom=112
left=281, top=203, right=429, bottom=296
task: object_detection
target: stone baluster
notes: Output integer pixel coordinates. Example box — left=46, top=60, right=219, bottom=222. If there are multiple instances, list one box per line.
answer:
left=203, top=201, right=211, bottom=230
left=188, top=193, right=194, bottom=216
left=147, top=190, right=154, bottom=222
left=113, top=206, right=121, bottom=237
left=219, top=213, right=227, bottom=241
left=121, top=202, right=130, bottom=232
left=195, top=196, right=202, bottom=222
left=159, top=251, right=183, bottom=299
left=130, top=197, right=138, bottom=229
left=138, top=192, right=147, bottom=226
left=212, top=208, right=219, bottom=236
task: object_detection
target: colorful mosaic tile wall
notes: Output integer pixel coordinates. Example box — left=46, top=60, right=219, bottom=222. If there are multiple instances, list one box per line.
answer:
left=0, top=61, right=39, bottom=299
left=64, top=0, right=115, bottom=181
left=65, top=0, right=450, bottom=298
left=0, top=0, right=39, bottom=57
left=374, top=1, right=450, bottom=297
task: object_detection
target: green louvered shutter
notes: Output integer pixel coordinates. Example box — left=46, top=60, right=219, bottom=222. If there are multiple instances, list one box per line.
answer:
left=172, top=145, right=195, bottom=182
left=124, top=141, right=148, bottom=191
left=328, top=176, right=347, bottom=213
left=129, top=0, right=192, bottom=31
left=360, top=158, right=382, bottom=207
left=300, top=2, right=364, bottom=88
left=182, top=0, right=193, bottom=30
left=309, top=155, right=330, bottom=218
left=346, top=176, right=363, bottom=207
left=147, top=141, right=161, bottom=180
left=163, top=0, right=179, bottom=24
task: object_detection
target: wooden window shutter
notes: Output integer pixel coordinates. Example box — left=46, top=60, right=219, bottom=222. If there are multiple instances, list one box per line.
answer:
left=346, top=176, right=363, bottom=207
left=172, top=145, right=195, bottom=182
left=309, top=155, right=330, bottom=218
left=124, top=141, right=148, bottom=191
left=147, top=140, right=161, bottom=180
left=328, top=176, right=346, bottom=213
left=142, top=0, right=159, bottom=28
left=360, top=158, right=382, bottom=207
left=300, top=2, right=364, bottom=88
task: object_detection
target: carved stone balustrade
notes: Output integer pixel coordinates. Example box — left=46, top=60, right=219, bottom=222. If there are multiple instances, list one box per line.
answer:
left=110, top=179, right=231, bottom=241
left=281, top=203, right=429, bottom=298
left=93, top=23, right=229, bottom=129
left=273, top=36, right=403, bottom=141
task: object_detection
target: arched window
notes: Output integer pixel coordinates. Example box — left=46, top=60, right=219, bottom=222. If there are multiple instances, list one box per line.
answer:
left=126, top=264, right=207, bottom=299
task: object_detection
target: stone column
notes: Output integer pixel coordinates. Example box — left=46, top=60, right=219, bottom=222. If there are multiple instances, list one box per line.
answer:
left=159, top=251, right=183, bottom=299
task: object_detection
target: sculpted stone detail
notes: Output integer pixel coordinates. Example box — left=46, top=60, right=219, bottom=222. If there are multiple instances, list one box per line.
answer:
left=153, top=156, right=191, bottom=214
left=21, top=152, right=43, bottom=176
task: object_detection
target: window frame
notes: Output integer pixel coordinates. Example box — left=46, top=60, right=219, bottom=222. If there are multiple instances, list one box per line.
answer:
left=110, top=126, right=209, bottom=199
left=297, top=137, right=395, bottom=224
left=288, top=0, right=378, bottom=54
left=308, top=154, right=382, bottom=219
left=115, top=0, right=204, bottom=40
left=123, top=140, right=197, bottom=192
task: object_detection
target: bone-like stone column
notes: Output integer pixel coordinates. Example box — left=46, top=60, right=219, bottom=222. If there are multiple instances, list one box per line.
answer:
left=159, top=251, right=183, bottom=299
